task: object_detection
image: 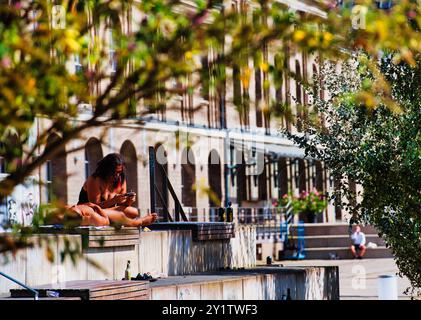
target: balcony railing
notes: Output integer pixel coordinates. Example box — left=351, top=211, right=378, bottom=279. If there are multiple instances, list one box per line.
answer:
left=151, top=205, right=290, bottom=240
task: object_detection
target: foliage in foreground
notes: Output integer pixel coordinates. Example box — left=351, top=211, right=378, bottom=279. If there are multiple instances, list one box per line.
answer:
left=1, top=0, right=421, bottom=269
left=287, top=55, right=421, bottom=296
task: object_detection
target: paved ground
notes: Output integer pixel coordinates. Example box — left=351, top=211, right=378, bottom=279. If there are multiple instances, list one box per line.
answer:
left=281, top=258, right=415, bottom=300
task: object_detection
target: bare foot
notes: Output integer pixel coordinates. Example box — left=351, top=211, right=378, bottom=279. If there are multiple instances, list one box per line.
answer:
left=141, top=213, right=158, bottom=226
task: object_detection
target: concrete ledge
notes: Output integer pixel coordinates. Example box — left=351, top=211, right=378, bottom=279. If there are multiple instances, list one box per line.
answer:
left=148, top=222, right=235, bottom=241
left=0, top=225, right=256, bottom=295
left=37, top=226, right=140, bottom=250
left=149, top=266, right=340, bottom=300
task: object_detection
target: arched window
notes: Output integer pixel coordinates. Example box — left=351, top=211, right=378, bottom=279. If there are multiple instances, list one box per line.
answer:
left=45, top=133, right=68, bottom=204
left=84, top=138, right=103, bottom=179
left=208, top=150, right=222, bottom=208
left=120, top=140, right=138, bottom=207
left=181, top=147, right=196, bottom=209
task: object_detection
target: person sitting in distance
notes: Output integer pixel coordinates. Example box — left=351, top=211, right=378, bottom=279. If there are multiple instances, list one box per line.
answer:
left=78, top=153, right=157, bottom=226
left=350, top=225, right=366, bottom=259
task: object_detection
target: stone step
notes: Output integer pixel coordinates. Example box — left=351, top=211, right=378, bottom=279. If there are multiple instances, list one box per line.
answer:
left=292, top=235, right=386, bottom=248
left=302, top=246, right=393, bottom=260
left=289, top=223, right=379, bottom=236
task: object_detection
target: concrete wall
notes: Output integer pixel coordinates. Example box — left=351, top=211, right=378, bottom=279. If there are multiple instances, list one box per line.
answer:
left=150, top=266, right=340, bottom=300
left=0, top=225, right=256, bottom=295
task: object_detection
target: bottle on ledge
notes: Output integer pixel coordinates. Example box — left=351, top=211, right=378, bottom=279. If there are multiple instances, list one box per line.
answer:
left=218, top=207, right=226, bottom=222
left=226, top=201, right=233, bottom=223
left=125, top=260, right=131, bottom=280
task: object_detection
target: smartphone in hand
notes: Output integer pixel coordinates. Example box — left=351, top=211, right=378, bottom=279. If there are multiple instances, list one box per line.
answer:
left=125, top=192, right=136, bottom=197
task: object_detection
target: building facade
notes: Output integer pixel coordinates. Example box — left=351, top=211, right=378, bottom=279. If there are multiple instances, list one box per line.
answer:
left=1, top=0, right=358, bottom=225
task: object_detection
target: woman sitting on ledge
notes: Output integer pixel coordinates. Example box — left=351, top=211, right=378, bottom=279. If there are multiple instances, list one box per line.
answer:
left=77, top=153, right=157, bottom=227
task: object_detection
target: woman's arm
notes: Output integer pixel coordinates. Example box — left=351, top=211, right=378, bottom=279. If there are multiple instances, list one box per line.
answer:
left=120, top=181, right=137, bottom=207
left=86, top=177, right=102, bottom=204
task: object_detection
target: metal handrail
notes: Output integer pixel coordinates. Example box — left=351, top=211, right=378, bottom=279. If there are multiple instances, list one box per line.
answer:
left=0, top=271, right=39, bottom=300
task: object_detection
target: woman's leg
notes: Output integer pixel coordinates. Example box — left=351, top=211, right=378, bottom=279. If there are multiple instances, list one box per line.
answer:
left=113, top=205, right=140, bottom=219
left=102, top=208, right=157, bottom=227
left=77, top=205, right=110, bottom=227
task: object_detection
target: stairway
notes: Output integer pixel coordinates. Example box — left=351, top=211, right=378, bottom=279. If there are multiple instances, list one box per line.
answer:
left=288, top=223, right=393, bottom=260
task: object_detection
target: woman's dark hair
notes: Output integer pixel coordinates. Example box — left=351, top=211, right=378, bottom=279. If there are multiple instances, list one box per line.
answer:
left=92, top=153, right=126, bottom=188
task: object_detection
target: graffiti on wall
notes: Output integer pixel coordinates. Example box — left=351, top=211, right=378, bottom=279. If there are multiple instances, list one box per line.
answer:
left=0, top=174, right=40, bottom=231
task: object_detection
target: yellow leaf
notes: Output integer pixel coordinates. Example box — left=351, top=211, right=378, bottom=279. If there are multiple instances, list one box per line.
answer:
left=308, top=38, right=318, bottom=48
left=293, top=30, right=306, bottom=42
left=185, top=51, right=193, bottom=60
left=240, top=67, right=251, bottom=88
left=28, top=78, right=36, bottom=90
left=45, top=245, right=55, bottom=263
left=324, top=32, right=333, bottom=41
left=260, top=62, right=269, bottom=72
left=375, top=20, right=387, bottom=41
left=323, top=32, right=333, bottom=45
left=409, top=39, right=418, bottom=50
left=65, top=38, right=81, bottom=52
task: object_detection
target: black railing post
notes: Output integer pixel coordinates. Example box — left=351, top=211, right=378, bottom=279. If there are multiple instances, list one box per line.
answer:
left=175, top=202, right=180, bottom=221
left=149, top=146, right=156, bottom=215
left=162, top=165, right=169, bottom=219
left=149, top=146, right=188, bottom=222
left=154, top=185, right=171, bottom=222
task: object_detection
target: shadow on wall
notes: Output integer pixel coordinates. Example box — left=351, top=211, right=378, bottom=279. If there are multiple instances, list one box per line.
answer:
left=167, top=231, right=234, bottom=275
left=324, top=266, right=340, bottom=300
left=167, top=231, right=187, bottom=276
left=273, top=271, right=300, bottom=300
left=267, top=267, right=340, bottom=300
left=151, top=226, right=256, bottom=276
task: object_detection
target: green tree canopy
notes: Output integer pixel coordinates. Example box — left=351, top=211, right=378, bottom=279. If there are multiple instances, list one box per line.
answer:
left=288, top=55, right=421, bottom=296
